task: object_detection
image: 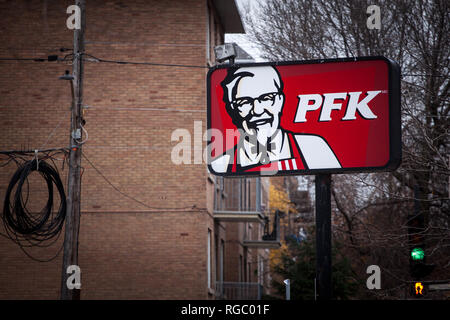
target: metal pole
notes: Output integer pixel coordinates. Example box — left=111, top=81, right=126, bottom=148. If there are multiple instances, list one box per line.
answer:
left=61, top=0, right=85, bottom=300
left=284, top=279, right=290, bottom=300
left=315, top=174, right=332, bottom=300
left=314, top=278, right=317, bottom=300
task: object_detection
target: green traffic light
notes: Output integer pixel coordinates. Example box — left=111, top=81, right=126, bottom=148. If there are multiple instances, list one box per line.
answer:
left=411, top=247, right=425, bottom=261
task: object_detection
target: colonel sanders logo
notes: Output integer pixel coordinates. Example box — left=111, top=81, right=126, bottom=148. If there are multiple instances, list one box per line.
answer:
left=210, top=66, right=341, bottom=174
left=207, top=58, right=401, bottom=176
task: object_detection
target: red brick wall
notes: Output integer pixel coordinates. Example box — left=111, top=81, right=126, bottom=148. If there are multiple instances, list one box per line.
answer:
left=0, top=0, right=218, bottom=299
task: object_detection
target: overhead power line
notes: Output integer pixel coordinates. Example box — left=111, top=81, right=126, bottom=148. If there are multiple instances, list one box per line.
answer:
left=82, top=151, right=205, bottom=211
left=82, top=53, right=208, bottom=69
left=0, top=147, right=68, bottom=155
left=0, top=53, right=209, bottom=69
left=0, top=55, right=59, bottom=62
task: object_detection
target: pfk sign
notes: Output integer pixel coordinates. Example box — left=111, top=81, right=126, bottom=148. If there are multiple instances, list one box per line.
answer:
left=207, top=56, right=401, bottom=176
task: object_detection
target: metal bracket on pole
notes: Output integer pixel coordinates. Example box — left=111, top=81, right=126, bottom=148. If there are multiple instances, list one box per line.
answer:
left=71, top=129, right=81, bottom=140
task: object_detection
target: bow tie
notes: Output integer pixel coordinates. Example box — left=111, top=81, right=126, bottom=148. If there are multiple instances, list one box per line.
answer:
left=251, top=142, right=276, bottom=165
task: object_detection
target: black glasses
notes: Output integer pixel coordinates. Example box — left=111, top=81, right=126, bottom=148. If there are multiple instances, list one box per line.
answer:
left=232, top=92, right=280, bottom=109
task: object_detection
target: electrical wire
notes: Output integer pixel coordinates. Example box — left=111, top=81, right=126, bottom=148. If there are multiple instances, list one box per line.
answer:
left=75, top=123, right=89, bottom=145
left=1, top=54, right=448, bottom=79
left=0, top=53, right=208, bottom=69
left=82, top=53, right=208, bottom=69
left=39, top=116, right=68, bottom=150
left=82, top=151, right=205, bottom=211
left=1, top=154, right=67, bottom=262
left=0, top=57, right=47, bottom=62
left=0, top=55, right=60, bottom=62
left=0, top=147, right=68, bottom=155
left=2, top=54, right=448, bottom=78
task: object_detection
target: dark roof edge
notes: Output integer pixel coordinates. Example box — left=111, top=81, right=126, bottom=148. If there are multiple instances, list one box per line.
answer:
left=212, top=0, right=245, bottom=34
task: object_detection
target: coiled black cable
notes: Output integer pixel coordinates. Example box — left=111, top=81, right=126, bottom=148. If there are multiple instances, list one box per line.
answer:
left=2, top=158, right=66, bottom=260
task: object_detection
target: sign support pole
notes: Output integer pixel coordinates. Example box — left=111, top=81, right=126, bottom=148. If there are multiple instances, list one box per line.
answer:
left=315, top=173, right=332, bottom=300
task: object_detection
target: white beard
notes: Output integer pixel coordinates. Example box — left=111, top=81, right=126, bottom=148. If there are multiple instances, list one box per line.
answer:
left=243, top=123, right=278, bottom=148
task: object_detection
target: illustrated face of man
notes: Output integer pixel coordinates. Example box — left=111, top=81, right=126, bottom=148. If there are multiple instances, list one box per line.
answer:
left=229, top=67, right=284, bottom=146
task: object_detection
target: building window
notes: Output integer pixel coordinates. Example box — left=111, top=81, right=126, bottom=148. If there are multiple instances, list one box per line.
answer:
left=216, top=237, right=224, bottom=285
left=259, top=255, right=264, bottom=285
left=206, top=1, right=224, bottom=65
left=239, top=255, right=243, bottom=282
left=214, top=176, right=225, bottom=211
left=244, top=248, right=248, bottom=282
left=207, top=229, right=212, bottom=289
left=220, top=240, right=224, bottom=284
left=215, top=234, right=219, bottom=283
left=247, top=179, right=251, bottom=210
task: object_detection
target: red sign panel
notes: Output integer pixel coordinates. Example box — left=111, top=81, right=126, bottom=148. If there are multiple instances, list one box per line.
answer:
left=207, top=56, right=401, bottom=176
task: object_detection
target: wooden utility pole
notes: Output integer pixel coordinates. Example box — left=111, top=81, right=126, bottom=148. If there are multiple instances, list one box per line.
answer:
left=61, top=0, right=85, bottom=300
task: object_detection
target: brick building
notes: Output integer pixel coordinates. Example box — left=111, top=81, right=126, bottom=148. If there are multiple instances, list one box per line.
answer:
left=0, top=0, right=279, bottom=299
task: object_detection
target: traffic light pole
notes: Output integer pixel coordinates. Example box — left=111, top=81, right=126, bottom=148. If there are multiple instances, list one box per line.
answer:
left=409, top=184, right=435, bottom=297
left=315, top=173, right=332, bottom=300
